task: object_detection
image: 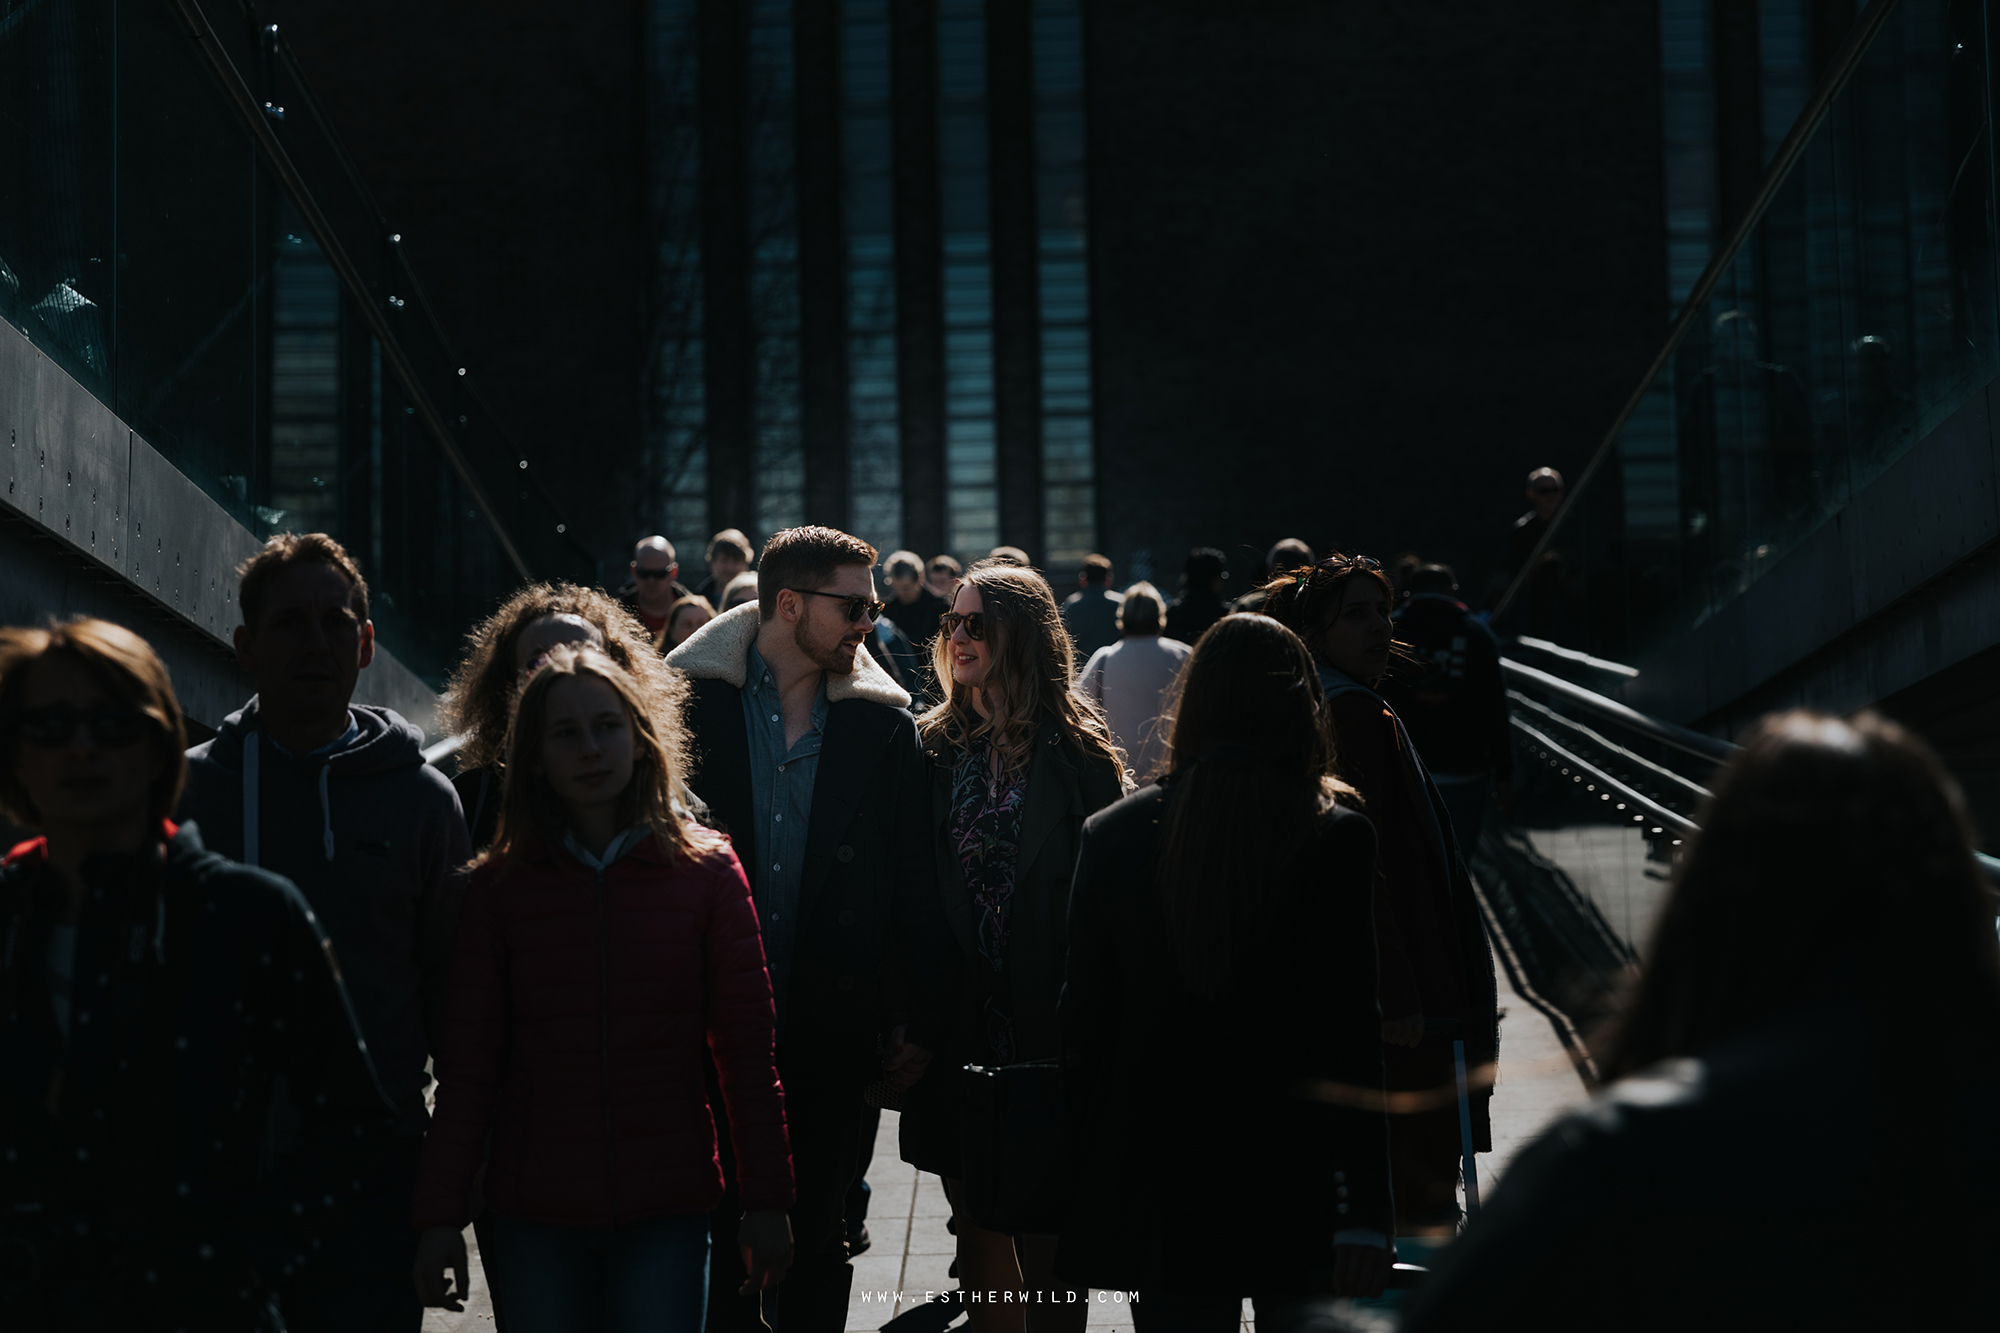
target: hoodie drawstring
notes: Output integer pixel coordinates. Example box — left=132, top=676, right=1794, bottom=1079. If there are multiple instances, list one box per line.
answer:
left=242, top=730, right=260, bottom=868
left=318, top=763, right=335, bottom=863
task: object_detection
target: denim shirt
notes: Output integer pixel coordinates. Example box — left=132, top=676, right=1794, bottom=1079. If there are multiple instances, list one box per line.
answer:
left=741, top=641, right=829, bottom=1019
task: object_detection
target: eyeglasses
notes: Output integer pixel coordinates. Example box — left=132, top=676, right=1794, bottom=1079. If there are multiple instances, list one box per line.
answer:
left=788, top=588, right=887, bottom=623
left=939, top=611, right=987, bottom=641
left=633, top=567, right=676, bottom=581
left=16, top=703, right=155, bottom=748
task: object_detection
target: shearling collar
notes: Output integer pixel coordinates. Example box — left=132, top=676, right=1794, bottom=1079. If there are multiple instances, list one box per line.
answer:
left=665, top=602, right=912, bottom=709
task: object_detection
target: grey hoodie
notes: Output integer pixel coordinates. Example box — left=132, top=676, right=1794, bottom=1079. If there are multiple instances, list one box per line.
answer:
left=181, top=699, right=471, bottom=1115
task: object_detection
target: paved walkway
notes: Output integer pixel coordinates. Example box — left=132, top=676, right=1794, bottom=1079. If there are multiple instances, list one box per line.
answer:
left=423, top=974, right=1592, bottom=1333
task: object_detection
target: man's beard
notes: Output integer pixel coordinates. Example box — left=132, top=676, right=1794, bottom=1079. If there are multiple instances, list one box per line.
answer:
left=795, top=609, right=861, bottom=674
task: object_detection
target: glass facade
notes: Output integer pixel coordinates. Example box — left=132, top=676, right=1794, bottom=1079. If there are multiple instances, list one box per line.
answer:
left=1540, top=0, right=1997, bottom=663
left=643, top=0, right=1096, bottom=574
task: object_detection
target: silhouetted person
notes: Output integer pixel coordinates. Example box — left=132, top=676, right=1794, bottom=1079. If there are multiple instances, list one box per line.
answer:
left=1263, top=557, right=1499, bottom=1236
left=1405, top=712, right=2000, bottom=1331
left=180, top=533, right=469, bottom=1333
left=882, top=550, right=951, bottom=649
left=1059, top=554, right=1125, bottom=662
left=926, top=555, right=964, bottom=602
left=1164, top=548, right=1230, bottom=644
left=1078, top=583, right=1189, bottom=783
left=1234, top=539, right=1315, bottom=613
left=619, top=535, right=694, bottom=639
left=695, top=529, right=755, bottom=605
left=1061, top=614, right=1392, bottom=1324
left=0, top=619, right=398, bottom=1331
left=1379, top=565, right=1512, bottom=854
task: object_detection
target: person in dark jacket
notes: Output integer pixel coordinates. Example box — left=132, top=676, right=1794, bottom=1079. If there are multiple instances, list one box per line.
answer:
left=1379, top=565, right=1511, bottom=855
left=664, top=525, right=956, bottom=1333
left=437, top=581, right=684, bottom=851
left=901, top=559, right=1127, bottom=1333
left=414, top=645, right=794, bottom=1330
left=1262, top=555, right=1499, bottom=1236
left=178, top=532, right=471, bottom=1332
left=1058, top=553, right=1124, bottom=662
left=1404, top=711, right=2000, bottom=1331
left=1230, top=538, right=1315, bottom=614
left=0, top=618, right=398, bottom=1332
left=1059, top=613, right=1391, bottom=1325
left=694, top=529, right=756, bottom=605
left=1163, top=547, right=1230, bottom=644
left=882, top=549, right=952, bottom=650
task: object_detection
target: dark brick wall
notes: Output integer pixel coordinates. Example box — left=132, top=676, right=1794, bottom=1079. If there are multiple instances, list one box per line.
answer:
left=1085, top=0, right=1668, bottom=596
left=258, top=0, right=650, bottom=578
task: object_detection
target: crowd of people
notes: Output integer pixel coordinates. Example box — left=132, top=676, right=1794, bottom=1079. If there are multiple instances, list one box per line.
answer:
left=2, top=514, right=1998, bottom=1332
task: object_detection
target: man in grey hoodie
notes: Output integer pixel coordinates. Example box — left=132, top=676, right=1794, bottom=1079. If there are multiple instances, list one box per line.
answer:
left=181, top=532, right=470, bottom=1333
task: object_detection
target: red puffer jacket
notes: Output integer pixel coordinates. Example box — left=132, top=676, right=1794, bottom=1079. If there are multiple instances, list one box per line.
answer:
left=413, top=834, right=793, bottom=1229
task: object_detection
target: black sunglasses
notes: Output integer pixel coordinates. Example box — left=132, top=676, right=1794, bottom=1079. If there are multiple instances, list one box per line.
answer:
left=17, top=703, right=155, bottom=749
left=939, top=611, right=987, bottom=641
left=633, top=567, right=676, bottom=580
left=788, top=588, right=887, bottom=623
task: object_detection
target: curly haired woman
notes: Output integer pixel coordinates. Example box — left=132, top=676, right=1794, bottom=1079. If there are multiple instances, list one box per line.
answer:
left=437, top=582, right=686, bottom=850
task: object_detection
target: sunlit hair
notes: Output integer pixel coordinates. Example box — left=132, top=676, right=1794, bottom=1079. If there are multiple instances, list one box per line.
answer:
left=656, top=595, right=716, bottom=651
left=439, top=582, right=678, bottom=777
left=487, top=645, right=717, bottom=868
left=0, top=618, right=189, bottom=829
left=1155, top=614, right=1359, bottom=996
left=1255, top=553, right=1396, bottom=659
left=919, top=559, right=1127, bottom=783
left=238, top=530, right=370, bottom=630
left=1602, top=710, right=2000, bottom=1079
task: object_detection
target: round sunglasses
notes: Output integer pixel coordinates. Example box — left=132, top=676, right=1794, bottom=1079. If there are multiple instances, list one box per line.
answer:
left=939, top=611, right=987, bottom=641
left=787, top=588, right=888, bottom=623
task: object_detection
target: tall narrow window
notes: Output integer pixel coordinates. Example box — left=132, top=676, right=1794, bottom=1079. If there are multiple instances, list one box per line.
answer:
left=845, top=0, right=902, bottom=552
left=750, top=0, right=805, bottom=539
left=647, top=0, right=708, bottom=558
left=939, top=0, right=997, bottom=559
left=1033, top=0, right=1093, bottom=573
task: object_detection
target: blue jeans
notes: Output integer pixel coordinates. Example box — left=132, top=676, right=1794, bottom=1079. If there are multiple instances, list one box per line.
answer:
left=483, top=1210, right=711, bottom=1333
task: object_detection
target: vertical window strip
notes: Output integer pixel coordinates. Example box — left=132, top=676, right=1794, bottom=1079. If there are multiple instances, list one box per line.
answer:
left=650, top=0, right=709, bottom=563
left=1034, top=0, right=1093, bottom=570
left=940, top=0, right=997, bottom=560
left=750, top=0, right=805, bottom=543
left=843, top=0, right=902, bottom=553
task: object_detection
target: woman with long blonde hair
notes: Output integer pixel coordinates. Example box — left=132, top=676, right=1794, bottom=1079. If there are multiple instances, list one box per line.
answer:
left=412, top=646, right=794, bottom=1331
left=899, top=559, right=1128, bottom=1333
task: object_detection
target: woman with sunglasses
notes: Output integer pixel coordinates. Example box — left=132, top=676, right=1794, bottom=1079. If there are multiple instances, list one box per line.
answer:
left=439, top=582, right=689, bottom=851
left=0, top=618, right=397, bottom=1329
left=1261, top=557, right=1499, bottom=1241
left=900, top=559, right=1129, bottom=1333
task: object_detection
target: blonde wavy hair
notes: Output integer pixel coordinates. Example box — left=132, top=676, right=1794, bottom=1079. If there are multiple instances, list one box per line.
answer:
left=486, top=645, right=718, bottom=868
left=918, top=560, right=1127, bottom=782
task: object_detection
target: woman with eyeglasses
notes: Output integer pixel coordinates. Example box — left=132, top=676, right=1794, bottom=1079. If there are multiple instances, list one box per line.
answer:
left=899, top=558, right=1129, bottom=1333
left=1261, top=557, right=1499, bottom=1241
left=0, top=618, right=397, bottom=1329
left=439, top=582, right=692, bottom=851
left=1059, top=613, right=1392, bottom=1325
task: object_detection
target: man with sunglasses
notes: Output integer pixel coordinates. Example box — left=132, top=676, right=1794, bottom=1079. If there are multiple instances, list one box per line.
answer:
left=180, top=533, right=470, bottom=1333
left=618, top=534, right=694, bottom=640
left=666, top=525, right=953, bottom=1333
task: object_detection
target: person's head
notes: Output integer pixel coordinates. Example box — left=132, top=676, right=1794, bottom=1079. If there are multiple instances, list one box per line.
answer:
left=705, top=528, right=754, bottom=586
left=662, top=595, right=714, bottom=650
left=0, top=618, right=189, bottom=845
left=926, top=555, right=963, bottom=599
left=988, top=545, right=1032, bottom=569
left=1526, top=467, right=1565, bottom=522
left=1406, top=564, right=1458, bottom=599
left=1079, top=553, right=1112, bottom=588
left=630, top=535, right=680, bottom=611
left=1257, top=554, right=1396, bottom=685
left=757, top=525, right=882, bottom=677
left=439, top=582, right=672, bottom=775
left=1156, top=614, right=1358, bottom=995
left=1182, top=547, right=1228, bottom=594
left=721, top=571, right=759, bottom=611
left=1116, top=582, right=1166, bottom=637
left=883, top=550, right=926, bottom=604
left=921, top=560, right=1125, bottom=781
left=490, top=645, right=711, bottom=867
left=232, top=532, right=374, bottom=723
left=1603, top=711, right=2000, bottom=1080
left=1265, top=538, right=1315, bottom=580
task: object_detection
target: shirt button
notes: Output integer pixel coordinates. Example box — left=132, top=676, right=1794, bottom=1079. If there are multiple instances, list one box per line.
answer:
left=770, top=714, right=779, bottom=723
left=773, top=863, right=781, bottom=873
left=774, top=814, right=782, bottom=823
left=778, top=765, right=786, bottom=773
left=771, top=911, right=781, bottom=921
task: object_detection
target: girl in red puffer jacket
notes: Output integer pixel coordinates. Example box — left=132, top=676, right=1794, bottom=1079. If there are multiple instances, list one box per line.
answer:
left=412, top=645, right=794, bottom=1331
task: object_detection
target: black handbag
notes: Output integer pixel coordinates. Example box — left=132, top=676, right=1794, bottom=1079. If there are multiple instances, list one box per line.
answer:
left=957, top=1060, right=1071, bottom=1236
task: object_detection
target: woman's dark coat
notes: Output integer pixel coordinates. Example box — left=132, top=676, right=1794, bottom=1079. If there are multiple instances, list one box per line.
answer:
left=1056, top=783, right=1393, bottom=1297
left=898, top=724, right=1125, bottom=1178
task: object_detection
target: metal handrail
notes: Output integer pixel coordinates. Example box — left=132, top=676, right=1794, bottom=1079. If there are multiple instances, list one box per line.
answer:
left=171, top=0, right=535, bottom=579
left=1501, top=659, right=1737, bottom=763
left=1513, top=719, right=1701, bottom=838
left=1493, top=0, right=1901, bottom=621
left=1507, top=689, right=1712, bottom=808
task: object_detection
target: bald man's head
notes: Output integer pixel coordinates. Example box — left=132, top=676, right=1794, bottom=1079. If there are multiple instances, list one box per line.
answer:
left=631, top=536, right=681, bottom=614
